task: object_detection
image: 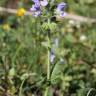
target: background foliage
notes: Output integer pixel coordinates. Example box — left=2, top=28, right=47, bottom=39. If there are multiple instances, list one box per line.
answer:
left=0, top=0, right=96, bottom=96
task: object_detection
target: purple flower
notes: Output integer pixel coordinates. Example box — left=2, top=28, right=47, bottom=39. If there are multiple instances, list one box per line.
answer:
left=32, top=0, right=39, bottom=3
left=56, top=2, right=67, bottom=17
left=32, top=0, right=48, bottom=6
left=31, top=0, right=48, bottom=17
left=32, top=11, right=41, bottom=17
left=57, top=2, right=66, bottom=11
left=40, top=0, right=48, bottom=6
left=50, top=54, right=55, bottom=63
left=30, top=4, right=40, bottom=11
left=59, top=11, right=67, bottom=17
left=50, top=51, right=55, bottom=63
left=30, top=3, right=41, bottom=17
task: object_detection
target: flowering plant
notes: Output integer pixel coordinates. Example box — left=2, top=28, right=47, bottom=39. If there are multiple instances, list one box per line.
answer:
left=29, top=1, right=67, bottom=95
left=30, top=0, right=67, bottom=17
left=1, top=0, right=96, bottom=96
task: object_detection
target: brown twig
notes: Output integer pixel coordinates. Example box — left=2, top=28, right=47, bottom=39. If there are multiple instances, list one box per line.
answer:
left=0, top=6, right=96, bottom=23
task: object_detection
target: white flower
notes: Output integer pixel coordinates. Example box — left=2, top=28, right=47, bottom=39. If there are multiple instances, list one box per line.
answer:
left=80, top=35, right=87, bottom=41
left=68, top=20, right=75, bottom=25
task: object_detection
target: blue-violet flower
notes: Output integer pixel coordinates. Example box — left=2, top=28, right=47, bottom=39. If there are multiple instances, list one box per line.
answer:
left=56, top=2, right=67, bottom=17
left=31, top=0, right=48, bottom=17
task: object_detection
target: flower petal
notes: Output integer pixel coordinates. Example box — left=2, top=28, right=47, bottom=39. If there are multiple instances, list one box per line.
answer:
left=32, top=0, right=39, bottom=3
left=40, top=0, right=48, bottom=6
left=32, top=11, right=41, bottom=17
left=59, top=11, right=67, bottom=17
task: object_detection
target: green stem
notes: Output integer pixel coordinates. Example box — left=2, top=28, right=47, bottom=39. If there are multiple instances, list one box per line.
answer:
left=19, top=73, right=36, bottom=96
left=44, top=30, right=51, bottom=96
left=47, top=36, right=50, bottom=80
left=12, top=44, right=23, bottom=68
left=44, top=87, right=49, bottom=96
left=44, top=37, right=50, bottom=96
left=19, top=78, right=26, bottom=96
